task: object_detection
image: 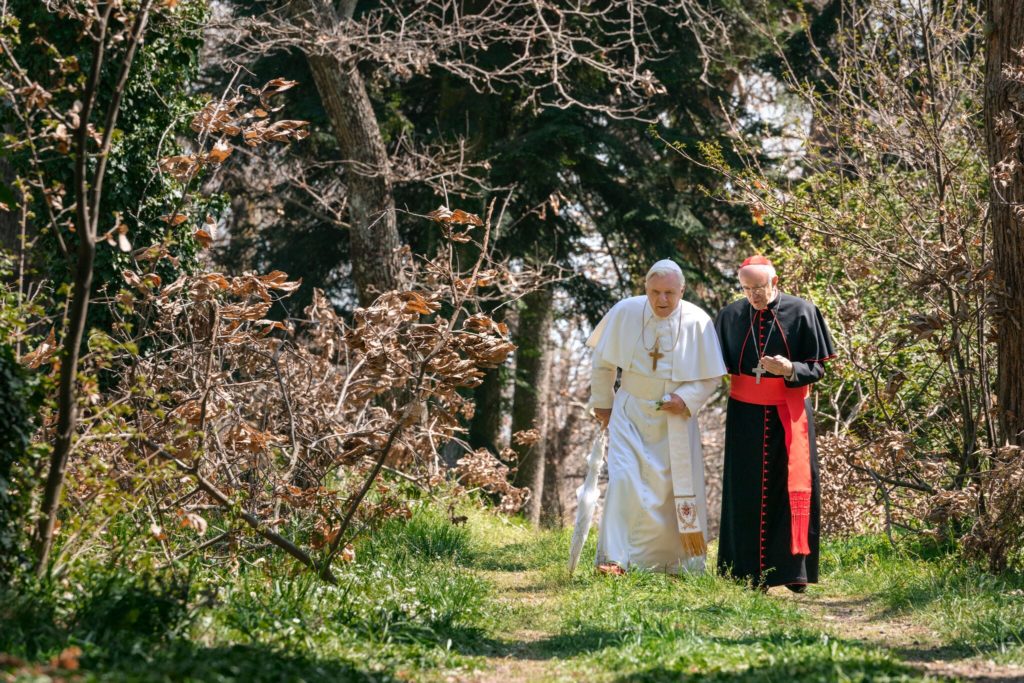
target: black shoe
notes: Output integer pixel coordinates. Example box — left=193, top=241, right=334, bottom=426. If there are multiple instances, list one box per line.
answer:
left=786, top=583, right=807, bottom=594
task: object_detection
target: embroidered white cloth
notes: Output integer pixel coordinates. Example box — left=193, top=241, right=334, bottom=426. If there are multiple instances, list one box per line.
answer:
left=588, top=297, right=725, bottom=573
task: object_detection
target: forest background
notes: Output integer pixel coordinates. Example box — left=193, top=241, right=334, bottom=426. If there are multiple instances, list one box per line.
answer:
left=3, top=0, right=1024, bottom=681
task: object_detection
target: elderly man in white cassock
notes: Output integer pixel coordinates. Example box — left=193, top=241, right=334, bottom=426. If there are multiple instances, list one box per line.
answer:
left=587, top=259, right=727, bottom=575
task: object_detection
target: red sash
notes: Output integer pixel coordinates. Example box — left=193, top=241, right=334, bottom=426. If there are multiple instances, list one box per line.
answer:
left=729, top=374, right=812, bottom=556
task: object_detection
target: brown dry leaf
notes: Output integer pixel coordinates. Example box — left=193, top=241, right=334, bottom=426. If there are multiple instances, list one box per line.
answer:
left=159, top=213, right=189, bottom=226
left=512, top=428, right=541, bottom=446
left=178, top=511, right=208, bottom=536
left=225, top=421, right=281, bottom=453
left=143, top=273, right=162, bottom=290
left=52, top=122, right=71, bottom=153
left=259, top=270, right=301, bottom=292
left=21, top=327, right=57, bottom=369
left=401, top=291, right=435, bottom=315
left=150, top=523, right=167, bottom=541
left=255, top=78, right=300, bottom=111
left=751, top=203, right=766, bottom=226
left=200, top=273, right=231, bottom=290
left=207, top=139, right=233, bottom=163
left=158, top=154, right=200, bottom=181
left=17, top=82, right=52, bottom=110
left=242, top=119, right=310, bottom=146
left=341, top=544, right=356, bottom=563
left=191, top=97, right=243, bottom=135
left=255, top=319, right=288, bottom=336
left=463, top=313, right=502, bottom=334
left=194, top=228, right=213, bottom=248
left=135, top=243, right=169, bottom=262
left=52, top=646, right=82, bottom=671
left=221, top=301, right=273, bottom=321
left=426, top=206, right=484, bottom=226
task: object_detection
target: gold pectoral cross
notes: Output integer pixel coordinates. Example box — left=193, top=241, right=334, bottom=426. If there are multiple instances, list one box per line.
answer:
left=649, top=339, right=665, bottom=370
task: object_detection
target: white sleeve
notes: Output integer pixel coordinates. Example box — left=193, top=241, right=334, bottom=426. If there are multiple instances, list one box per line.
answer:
left=589, top=357, right=617, bottom=410
left=671, top=377, right=720, bottom=414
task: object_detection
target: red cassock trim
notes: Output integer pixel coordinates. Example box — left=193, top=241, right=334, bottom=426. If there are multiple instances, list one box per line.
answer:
left=759, top=406, right=769, bottom=575
left=730, top=374, right=813, bottom=556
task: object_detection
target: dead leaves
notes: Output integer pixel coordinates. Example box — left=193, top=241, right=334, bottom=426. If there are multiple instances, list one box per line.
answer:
left=21, top=327, right=58, bottom=369
left=242, top=119, right=310, bottom=147
left=178, top=510, right=209, bottom=536
left=428, top=206, right=484, bottom=242
left=101, top=212, right=132, bottom=252
left=427, top=206, right=484, bottom=226
left=159, top=78, right=309, bottom=192
left=453, top=449, right=527, bottom=514
left=53, top=214, right=528, bottom=581
left=400, top=291, right=441, bottom=315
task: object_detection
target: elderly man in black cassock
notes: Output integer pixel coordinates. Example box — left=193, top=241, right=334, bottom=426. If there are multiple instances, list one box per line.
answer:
left=714, top=255, right=836, bottom=592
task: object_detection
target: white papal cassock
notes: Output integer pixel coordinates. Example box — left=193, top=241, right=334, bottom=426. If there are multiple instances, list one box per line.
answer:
left=588, top=296, right=726, bottom=574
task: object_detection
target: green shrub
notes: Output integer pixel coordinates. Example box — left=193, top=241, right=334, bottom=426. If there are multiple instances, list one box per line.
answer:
left=0, top=342, right=44, bottom=583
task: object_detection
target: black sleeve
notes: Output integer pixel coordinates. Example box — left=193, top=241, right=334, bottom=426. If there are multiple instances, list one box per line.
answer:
left=785, top=360, right=825, bottom=388
left=787, top=302, right=835, bottom=387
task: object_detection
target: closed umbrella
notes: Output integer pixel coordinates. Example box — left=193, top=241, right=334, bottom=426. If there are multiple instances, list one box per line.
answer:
left=568, top=432, right=606, bottom=574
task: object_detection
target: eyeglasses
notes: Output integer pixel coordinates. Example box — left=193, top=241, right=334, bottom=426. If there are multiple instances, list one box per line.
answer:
left=740, top=284, right=772, bottom=294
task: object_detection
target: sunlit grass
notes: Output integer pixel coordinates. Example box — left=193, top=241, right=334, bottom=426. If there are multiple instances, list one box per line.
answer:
left=5, top=501, right=1024, bottom=681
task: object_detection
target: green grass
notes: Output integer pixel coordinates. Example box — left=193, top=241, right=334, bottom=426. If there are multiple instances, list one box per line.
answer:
left=819, top=534, right=1024, bottom=664
left=5, top=504, right=1024, bottom=681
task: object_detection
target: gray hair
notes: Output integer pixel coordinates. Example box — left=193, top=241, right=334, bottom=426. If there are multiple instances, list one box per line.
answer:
left=645, top=259, right=685, bottom=286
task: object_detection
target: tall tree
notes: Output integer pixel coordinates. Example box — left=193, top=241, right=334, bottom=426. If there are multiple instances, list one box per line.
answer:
left=984, top=0, right=1024, bottom=446
left=283, top=0, right=404, bottom=305
left=509, top=288, right=553, bottom=525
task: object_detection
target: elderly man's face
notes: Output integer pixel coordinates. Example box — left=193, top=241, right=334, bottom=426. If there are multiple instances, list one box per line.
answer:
left=646, top=272, right=684, bottom=318
left=739, top=268, right=778, bottom=311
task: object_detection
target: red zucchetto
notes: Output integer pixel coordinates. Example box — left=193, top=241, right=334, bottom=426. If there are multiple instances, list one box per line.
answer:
left=739, top=255, right=773, bottom=269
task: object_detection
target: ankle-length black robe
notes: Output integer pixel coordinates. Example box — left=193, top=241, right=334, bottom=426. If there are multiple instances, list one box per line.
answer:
left=714, top=293, right=836, bottom=588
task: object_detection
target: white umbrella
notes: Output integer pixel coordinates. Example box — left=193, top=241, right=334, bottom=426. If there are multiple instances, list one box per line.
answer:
left=568, top=432, right=607, bottom=574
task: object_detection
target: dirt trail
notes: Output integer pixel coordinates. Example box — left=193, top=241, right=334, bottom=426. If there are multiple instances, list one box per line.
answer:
left=788, top=592, right=1024, bottom=682
left=458, top=568, right=570, bottom=683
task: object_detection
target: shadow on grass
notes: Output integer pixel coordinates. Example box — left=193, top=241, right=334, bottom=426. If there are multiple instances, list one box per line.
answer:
left=613, top=658, right=937, bottom=683
left=452, top=626, right=623, bottom=661
left=3, top=642, right=388, bottom=683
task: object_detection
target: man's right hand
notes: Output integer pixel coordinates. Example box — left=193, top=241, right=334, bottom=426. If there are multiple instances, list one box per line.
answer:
left=594, top=408, right=612, bottom=430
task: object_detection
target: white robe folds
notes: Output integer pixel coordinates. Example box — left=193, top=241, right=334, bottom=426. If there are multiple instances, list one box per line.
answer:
left=588, top=296, right=726, bottom=574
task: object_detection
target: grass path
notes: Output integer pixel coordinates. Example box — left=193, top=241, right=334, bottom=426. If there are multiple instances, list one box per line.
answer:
left=466, top=568, right=567, bottom=683
left=799, top=592, right=1024, bottom=682
left=452, top=521, right=1024, bottom=683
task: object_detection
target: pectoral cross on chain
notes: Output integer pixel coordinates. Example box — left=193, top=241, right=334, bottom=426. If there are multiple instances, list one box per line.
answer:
left=753, top=359, right=766, bottom=384
left=648, top=340, right=665, bottom=371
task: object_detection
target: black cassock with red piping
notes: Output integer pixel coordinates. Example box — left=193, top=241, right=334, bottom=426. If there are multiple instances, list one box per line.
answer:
left=714, top=292, right=836, bottom=588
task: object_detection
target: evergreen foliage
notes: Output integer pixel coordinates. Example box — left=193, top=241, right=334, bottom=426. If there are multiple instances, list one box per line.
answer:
left=1, top=0, right=210, bottom=312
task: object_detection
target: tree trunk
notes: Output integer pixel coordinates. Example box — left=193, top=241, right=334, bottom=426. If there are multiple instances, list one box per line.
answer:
left=287, top=0, right=404, bottom=306
left=469, top=308, right=507, bottom=454
left=540, top=428, right=566, bottom=528
left=35, top=1, right=153, bottom=572
left=984, top=0, right=1024, bottom=446
left=510, top=287, right=553, bottom=526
